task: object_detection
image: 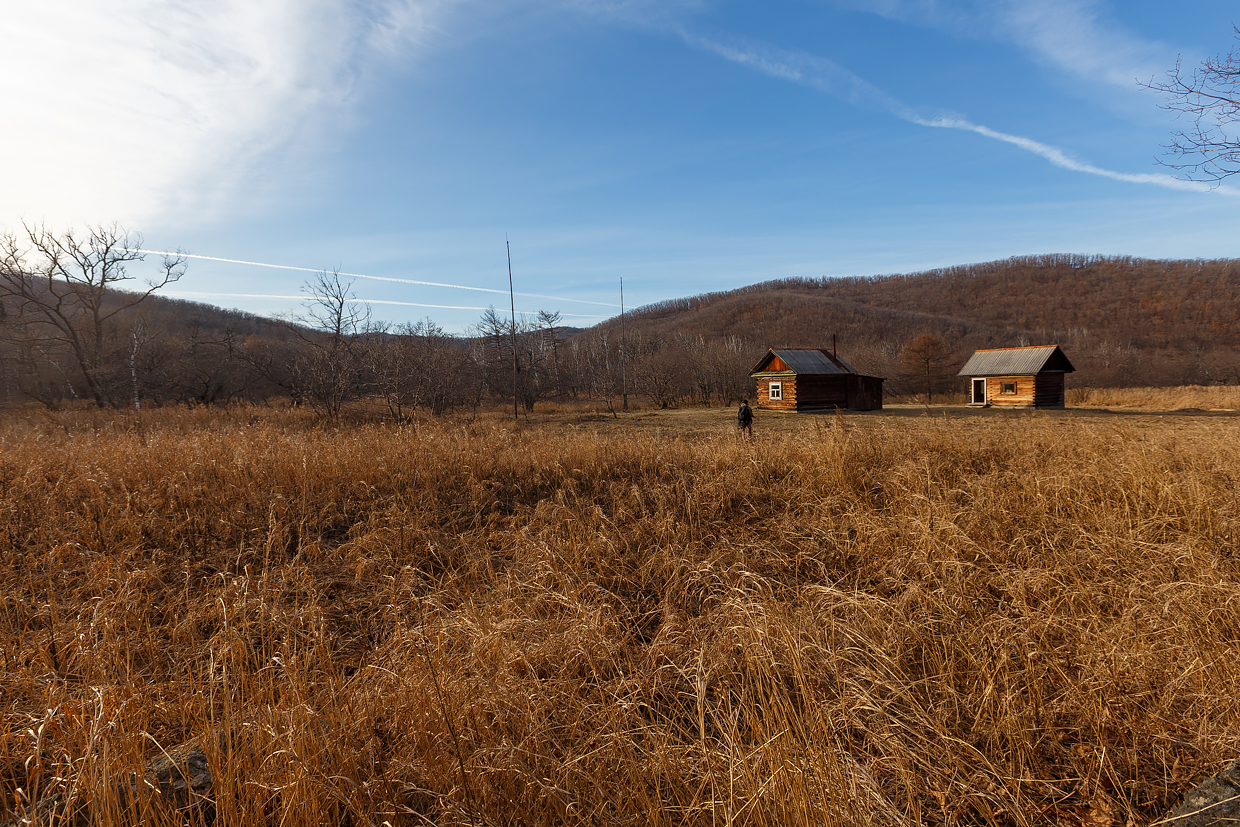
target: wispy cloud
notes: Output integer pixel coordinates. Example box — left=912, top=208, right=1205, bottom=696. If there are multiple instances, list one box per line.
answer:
left=562, top=0, right=708, bottom=28
left=993, top=0, right=1165, bottom=89
left=676, top=30, right=1237, bottom=195
left=676, top=31, right=918, bottom=119
left=822, top=0, right=1167, bottom=92
left=0, top=1, right=453, bottom=229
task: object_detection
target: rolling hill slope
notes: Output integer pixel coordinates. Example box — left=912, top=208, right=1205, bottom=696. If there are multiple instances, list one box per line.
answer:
left=591, top=254, right=1240, bottom=390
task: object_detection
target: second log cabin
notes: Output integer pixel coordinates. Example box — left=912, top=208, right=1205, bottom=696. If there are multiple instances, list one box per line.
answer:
left=958, top=344, right=1076, bottom=408
left=749, top=348, right=884, bottom=412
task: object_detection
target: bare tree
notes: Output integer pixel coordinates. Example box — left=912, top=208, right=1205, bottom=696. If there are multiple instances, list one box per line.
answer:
left=472, top=307, right=563, bottom=413
left=537, top=310, right=564, bottom=397
left=0, top=223, right=186, bottom=407
left=583, top=330, right=623, bottom=417
left=899, top=333, right=953, bottom=403
left=7, top=334, right=79, bottom=408
left=1147, top=27, right=1240, bottom=182
left=637, top=338, right=689, bottom=409
left=129, top=318, right=151, bottom=410
left=150, top=321, right=254, bottom=406
left=286, top=269, right=370, bottom=418
left=474, top=305, right=515, bottom=406
left=366, top=318, right=476, bottom=420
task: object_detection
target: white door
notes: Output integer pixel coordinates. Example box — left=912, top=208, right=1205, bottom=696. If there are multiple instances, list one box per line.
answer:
left=971, top=378, right=986, bottom=405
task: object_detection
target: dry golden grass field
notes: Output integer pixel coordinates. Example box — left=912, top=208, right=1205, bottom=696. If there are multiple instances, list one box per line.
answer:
left=2, top=398, right=1239, bottom=826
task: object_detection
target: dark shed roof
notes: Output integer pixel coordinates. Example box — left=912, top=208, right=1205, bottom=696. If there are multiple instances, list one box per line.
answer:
left=750, top=348, right=858, bottom=376
left=958, top=345, right=1075, bottom=377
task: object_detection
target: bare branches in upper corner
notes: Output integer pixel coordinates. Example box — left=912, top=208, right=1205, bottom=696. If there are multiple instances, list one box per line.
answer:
left=0, top=222, right=187, bottom=408
left=1147, top=26, right=1240, bottom=183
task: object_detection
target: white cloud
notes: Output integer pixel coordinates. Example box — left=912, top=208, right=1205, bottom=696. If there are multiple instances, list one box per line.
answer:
left=561, top=0, right=708, bottom=27
left=988, top=0, right=1166, bottom=89
left=0, top=0, right=450, bottom=231
left=822, top=0, right=1167, bottom=91
left=676, top=31, right=918, bottom=118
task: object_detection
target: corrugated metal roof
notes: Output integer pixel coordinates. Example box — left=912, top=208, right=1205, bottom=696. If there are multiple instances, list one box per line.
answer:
left=751, top=348, right=854, bottom=375
left=776, top=349, right=851, bottom=374
left=957, top=345, right=1075, bottom=376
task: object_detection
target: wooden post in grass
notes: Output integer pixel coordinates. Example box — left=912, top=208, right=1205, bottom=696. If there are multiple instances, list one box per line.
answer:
left=507, top=238, right=518, bottom=421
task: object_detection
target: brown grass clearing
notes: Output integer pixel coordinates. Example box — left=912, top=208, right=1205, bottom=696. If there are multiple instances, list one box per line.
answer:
left=1067, top=385, right=1240, bottom=411
left=1, top=399, right=1239, bottom=825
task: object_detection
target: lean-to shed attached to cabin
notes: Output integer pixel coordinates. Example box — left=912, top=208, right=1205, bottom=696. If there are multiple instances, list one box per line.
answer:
left=958, top=344, right=1076, bottom=408
left=749, top=348, right=884, bottom=411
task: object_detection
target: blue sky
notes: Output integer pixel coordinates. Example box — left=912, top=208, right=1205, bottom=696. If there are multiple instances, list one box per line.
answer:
left=3, top=1, right=1238, bottom=331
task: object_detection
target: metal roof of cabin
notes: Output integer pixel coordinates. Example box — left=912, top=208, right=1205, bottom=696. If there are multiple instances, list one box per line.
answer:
left=750, top=348, right=858, bottom=376
left=957, top=345, right=1075, bottom=377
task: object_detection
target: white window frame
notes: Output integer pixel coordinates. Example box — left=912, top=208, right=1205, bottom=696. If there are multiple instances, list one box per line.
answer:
left=768, top=381, right=783, bottom=401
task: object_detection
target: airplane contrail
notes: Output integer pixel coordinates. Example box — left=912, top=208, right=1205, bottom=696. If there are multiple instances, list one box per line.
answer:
left=912, top=116, right=1240, bottom=194
left=678, top=30, right=1240, bottom=196
left=144, top=250, right=622, bottom=308
left=164, top=291, right=608, bottom=319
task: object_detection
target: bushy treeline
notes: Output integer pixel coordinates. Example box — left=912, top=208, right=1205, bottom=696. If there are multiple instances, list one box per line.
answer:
left=4, top=227, right=1237, bottom=414
left=0, top=306, right=762, bottom=416
left=0, top=229, right=755, bottom=414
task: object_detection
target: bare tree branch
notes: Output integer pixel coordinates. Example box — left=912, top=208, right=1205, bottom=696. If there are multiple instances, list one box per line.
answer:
left=0, top=223, right=186, bottom=407
left=1146, top=27, right=1240, bottom=182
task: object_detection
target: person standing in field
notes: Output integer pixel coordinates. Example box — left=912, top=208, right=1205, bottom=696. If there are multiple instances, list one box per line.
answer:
left=738, top=399, right=753, bottom=440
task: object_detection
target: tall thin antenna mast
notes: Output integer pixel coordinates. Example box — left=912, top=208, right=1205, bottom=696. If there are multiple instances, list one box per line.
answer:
left=621, top=275, right=627, bottom=412
left=507, top=237, right=518, bottom=421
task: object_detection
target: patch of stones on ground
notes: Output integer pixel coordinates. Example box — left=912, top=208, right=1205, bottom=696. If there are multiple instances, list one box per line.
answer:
left=2, top=746, right=213, bottom=827
left=3, top=748, right=1239, bottom=825
left=1159, top=759, right=1240, bottom=827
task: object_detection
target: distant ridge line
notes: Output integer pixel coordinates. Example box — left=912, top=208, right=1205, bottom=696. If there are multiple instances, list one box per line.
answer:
left=620, top=253, right=1240, bottom=321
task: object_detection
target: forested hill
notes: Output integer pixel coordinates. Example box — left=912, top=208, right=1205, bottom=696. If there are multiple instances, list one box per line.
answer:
left=593, top=254, right=1240, bottom=390
left=4, top=253, right=1237, bottom=412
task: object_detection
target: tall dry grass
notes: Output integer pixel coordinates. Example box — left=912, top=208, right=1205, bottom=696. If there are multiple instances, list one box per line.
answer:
left=1, top=405, right=1239, bottom=825
left=1068, top=384, right=1240, bottom=410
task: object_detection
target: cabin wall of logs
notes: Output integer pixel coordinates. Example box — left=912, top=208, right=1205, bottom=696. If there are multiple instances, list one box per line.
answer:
left=983, top=374, right=1066, bottom=408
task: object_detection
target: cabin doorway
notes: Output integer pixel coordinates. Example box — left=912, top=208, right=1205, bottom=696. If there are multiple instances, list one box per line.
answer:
left=971, top=378, right=987, bottom=406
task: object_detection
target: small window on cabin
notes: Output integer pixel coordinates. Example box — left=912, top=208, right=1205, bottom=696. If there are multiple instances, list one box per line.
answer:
left=1001, top=381, right=1017, bottom=395
left=769, top=381, right=782, bottom=401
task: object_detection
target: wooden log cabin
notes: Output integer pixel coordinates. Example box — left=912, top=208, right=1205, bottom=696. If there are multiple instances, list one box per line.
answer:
left=749, top=348, right=884, bottom=412
left=957, top=344, right=1076, bottom=408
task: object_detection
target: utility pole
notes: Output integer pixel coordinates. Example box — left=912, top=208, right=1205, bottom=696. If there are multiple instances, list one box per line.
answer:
left=507, top=238, right=518, bottom=421
left=620, top=276, right=628, bottom=412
